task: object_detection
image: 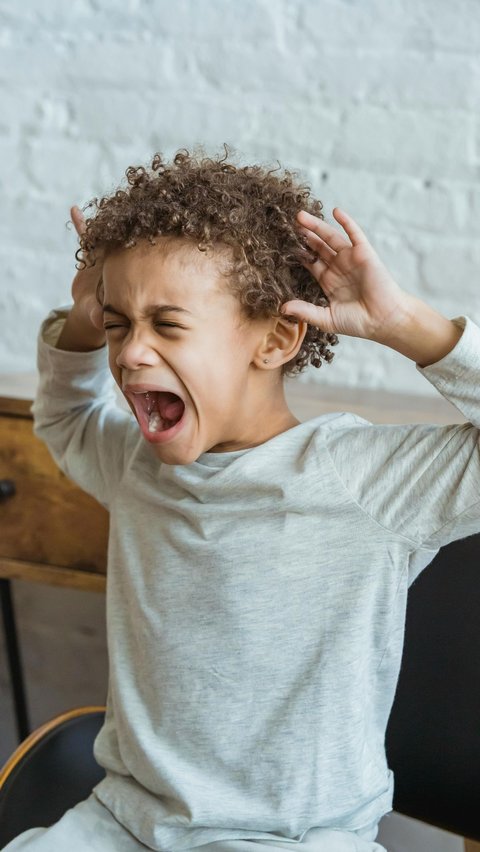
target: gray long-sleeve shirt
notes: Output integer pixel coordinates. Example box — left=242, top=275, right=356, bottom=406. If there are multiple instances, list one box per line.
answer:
left=32, top=309, right=480, bottom=852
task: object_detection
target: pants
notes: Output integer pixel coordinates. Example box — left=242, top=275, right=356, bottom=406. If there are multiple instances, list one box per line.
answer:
left=2, top=793, right=387, bottom=852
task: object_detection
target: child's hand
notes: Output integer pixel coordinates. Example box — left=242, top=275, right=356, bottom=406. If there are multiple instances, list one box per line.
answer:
left=69, top=205, right=105, bottom=334
left=55, top=207, right=105, bottom=351
left=281, top=208, right=411, bottom=345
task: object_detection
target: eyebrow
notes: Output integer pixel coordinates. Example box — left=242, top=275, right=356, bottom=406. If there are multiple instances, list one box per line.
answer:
left=102, top=303, right=192, bottom=318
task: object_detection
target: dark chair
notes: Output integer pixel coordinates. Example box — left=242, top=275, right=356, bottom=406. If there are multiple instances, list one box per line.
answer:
left=0, top=706, right=106, bottom=848
left=385, top=532, right=480, bottom=851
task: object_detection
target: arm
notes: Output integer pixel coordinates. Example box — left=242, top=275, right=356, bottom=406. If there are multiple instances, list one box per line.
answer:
left=283, top=209, right=480, bottom=562
left=32, top=208, right=136, bottom=506
left=378, top=293, right=463, bottom=368
left=281, top=207, right=463, bottom=367
left=56, top=205, right=106, bottom=353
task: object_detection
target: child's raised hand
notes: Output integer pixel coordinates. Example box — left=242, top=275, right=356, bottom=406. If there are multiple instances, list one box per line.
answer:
left=69, top=205, right=104, bottom=334
left=281, top=209, right=411, bottom=345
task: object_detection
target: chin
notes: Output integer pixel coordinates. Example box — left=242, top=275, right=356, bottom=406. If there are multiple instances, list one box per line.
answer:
left=150, top=442, right=200, bottom=466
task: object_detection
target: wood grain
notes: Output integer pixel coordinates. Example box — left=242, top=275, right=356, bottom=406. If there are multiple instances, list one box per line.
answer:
left=0, top=558, right=106, bottom=592
left=0, top=396, right=32, bottom=418
left=464, top=841, right=480, bottom=852
left=0, top=414, right=108, bottom=575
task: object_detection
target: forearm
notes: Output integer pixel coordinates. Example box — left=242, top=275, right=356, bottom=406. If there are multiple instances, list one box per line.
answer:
left=32, top=309, right=124, bottom=505
left=33, top=310, right=113, bottom=439
left=384, top=294, right=464, bottom=367
left=56, top=305, right=106, bottom=352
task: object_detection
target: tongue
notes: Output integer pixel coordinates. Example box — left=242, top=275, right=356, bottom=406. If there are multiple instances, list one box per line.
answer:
left=157, top=392, right=184, bottom=422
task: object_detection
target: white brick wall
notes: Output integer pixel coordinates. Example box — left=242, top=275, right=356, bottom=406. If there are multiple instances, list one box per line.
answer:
left=1, top=0, right=479, bottom=395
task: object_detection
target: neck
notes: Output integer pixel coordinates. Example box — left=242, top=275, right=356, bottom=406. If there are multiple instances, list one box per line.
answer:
left=208, top=377, right=300, bottom=453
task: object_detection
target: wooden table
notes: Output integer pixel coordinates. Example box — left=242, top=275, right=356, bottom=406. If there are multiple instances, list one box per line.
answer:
left=0, top=375, right=109, bottom=742
left=0, top=371, right=465, bottom=743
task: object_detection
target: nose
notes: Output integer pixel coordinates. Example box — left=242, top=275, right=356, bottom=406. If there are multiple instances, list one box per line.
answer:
left=115, top=331, right=161, bottom=371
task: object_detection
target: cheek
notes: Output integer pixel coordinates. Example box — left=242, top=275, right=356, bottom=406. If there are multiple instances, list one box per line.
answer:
left=205, top=322, right=252, bottom=360
left=199, top=342, right=251, bottom=394
left=107, top=344, right=122, bottom=382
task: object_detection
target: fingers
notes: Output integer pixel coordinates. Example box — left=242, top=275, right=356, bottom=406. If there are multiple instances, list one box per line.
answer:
left=332, top=207, right=368, bottom=246
left=297, top=209, right=350, bottom=252
left=280, top=299, right=332, bottom=332
left=299, top=226, right=336, bottom=266
left=70, top=205, right=86, bottom=237
left=89, top=300, right=105, bottom=331
left=304, top=257, right=329, bottom=285
left=297, top=208, right=368, bottom=250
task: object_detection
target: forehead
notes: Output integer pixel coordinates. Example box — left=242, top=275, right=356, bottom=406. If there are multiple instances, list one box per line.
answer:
left=102, top=237, right=234, bottom=314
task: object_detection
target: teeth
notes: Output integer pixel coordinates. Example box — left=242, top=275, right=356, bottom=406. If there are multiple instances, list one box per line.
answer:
left=148, top=411, right=163, bottom=432
left=145, top=391, right=154, bottom=415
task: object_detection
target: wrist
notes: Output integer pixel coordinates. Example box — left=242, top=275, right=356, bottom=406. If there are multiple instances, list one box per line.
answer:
left=56, top=306, right=106, bottom=353
left=383, top=294, right=463, bottom=367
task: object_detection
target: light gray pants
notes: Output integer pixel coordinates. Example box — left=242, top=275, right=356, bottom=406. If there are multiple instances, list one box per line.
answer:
left=2, top=793, right=386, bottom=852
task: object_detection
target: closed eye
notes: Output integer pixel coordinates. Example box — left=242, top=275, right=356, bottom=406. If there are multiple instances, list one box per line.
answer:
left=154, top=322, right=181, bottom=329
left=103, top=322, right=183, bottom=331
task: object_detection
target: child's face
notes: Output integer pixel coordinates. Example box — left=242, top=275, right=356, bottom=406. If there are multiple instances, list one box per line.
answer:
left=101, top=238, right=302, bottom=465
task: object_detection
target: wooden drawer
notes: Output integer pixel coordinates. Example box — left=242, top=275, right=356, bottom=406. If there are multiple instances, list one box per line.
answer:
left=0, top=397, right=108, bottom=591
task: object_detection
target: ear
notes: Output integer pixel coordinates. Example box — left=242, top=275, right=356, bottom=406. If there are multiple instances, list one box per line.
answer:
left=253, top=316, right=308, bottom=370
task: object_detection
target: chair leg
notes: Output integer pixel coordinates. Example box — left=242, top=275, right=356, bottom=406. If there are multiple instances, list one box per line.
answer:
left=464, top=840, right=480, bottom=852
left=0, top=578, right=30, bottom=742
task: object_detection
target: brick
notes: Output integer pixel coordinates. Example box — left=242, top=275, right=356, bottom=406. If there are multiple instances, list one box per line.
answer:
left=22, top=139, right=105, bottom=199
left=143, top=0, right=277, bottom=40
left=0, top=86, right=39, bottom=136
left=0, top=40, right=68, bottom=88
left=333, top=106, right=476, bottom=179
left=384, top=179, right=469, bottom=234
left=0, top=137, right=34, bottom=199
left=416, top=235, right=480, bottom=313
left=466, top=186, right=480, bottom=233
left=410, top=0, right=480, bottom=52
left=300, top=0, right=419, bottom=50
left=0, top=196, right=80, bottom=256
left=368, top=230, right=420, bottom=296
left=0, top=248, right=72, bottom=370
left=191, top=37, right=317, bottom=99
left=301, top=0, right=480, bottom=53
left=240, top=102, right=341, bottom=166
left=71, top=90, right=156, bottom=143
left=309, top=168, right=392, bottom=229
left=313, top=49, right=480, bottom=111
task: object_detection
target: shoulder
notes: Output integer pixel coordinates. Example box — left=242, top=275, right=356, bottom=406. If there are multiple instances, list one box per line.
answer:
left=306, top=411, right=373, bottom=448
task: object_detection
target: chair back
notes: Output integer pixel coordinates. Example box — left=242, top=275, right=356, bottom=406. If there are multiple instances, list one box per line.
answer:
left=0, top=707, right=105, bottom=847
left=386, top=533, right=480, bottom=841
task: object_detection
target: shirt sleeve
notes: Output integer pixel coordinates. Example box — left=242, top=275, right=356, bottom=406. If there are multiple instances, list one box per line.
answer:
left=31, top=307, right=139, bottom=507
left=323, top=316, right=480, bottom=553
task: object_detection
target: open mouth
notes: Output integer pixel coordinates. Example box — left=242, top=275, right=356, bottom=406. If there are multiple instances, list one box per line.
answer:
left=128, top=390, right=186, bottom=441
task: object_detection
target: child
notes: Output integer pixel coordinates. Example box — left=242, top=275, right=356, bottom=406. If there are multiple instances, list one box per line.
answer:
left=6, top=149, right=479, bottom=852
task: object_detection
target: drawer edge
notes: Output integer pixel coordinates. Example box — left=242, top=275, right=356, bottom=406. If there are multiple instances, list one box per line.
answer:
left=0, top=558, right=106, bottom=593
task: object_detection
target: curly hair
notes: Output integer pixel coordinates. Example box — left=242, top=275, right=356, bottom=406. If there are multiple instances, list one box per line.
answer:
left=78, top=146, right=338, bottom=377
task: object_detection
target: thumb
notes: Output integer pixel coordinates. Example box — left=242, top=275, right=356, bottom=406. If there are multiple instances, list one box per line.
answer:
left=89, top=300, right=105, bottom=331
left=280, top=300, right=333, bottom=332
left=70, top=205, right=86, bottom=238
